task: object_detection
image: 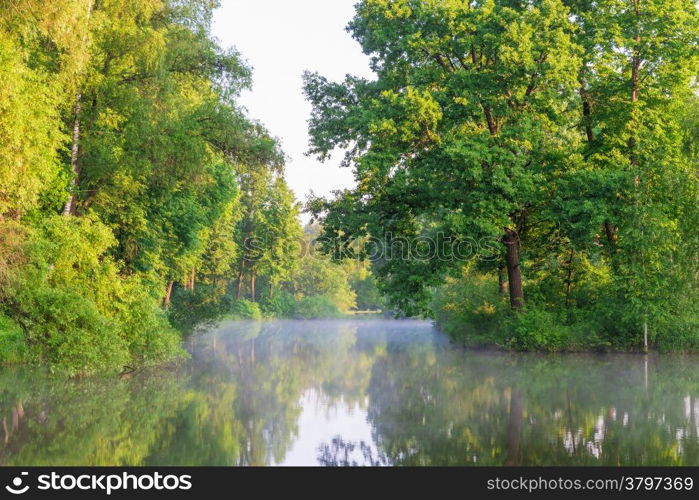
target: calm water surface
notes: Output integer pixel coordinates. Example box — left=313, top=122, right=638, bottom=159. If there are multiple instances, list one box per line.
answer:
left=2, top=319, right=699, bottom=466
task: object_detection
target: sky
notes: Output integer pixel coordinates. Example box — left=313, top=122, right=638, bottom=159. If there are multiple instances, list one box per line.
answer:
left=212, top=0, right=374, bottom=218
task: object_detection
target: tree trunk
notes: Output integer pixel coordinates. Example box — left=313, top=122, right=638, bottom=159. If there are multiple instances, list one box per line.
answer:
left=250, top=270, right=256, bottom=302
left=580, top=74, right=620, bottom=257
left=604, top=222, right=618, bottom=247
left=63, top=94, right=83, bottom=216
left=643, top=318, right=648, bottom=353
left=628, top=20, right=641, bottom=167
left=236, top=261, right=245, bottom=299
left=270, top=282, right=274, bottom=298
left=498, top=264, right=508, bottom=295
left=565, top=248, right=575, bottom=308
left=582, top=86, right=619, bottom=253
left=482, top=104, right=497, bottom=135
left=62, top=0, right=94, bottom=216
left=503, top=230, right=524, bottom=310
left=581, top=92, right=594, bottom=144
left=11, top=406, right=19, bottom=430
left=163, top=280, right=174, bottom=309
left=630, top=5, right=645, bottom=349
left=190, top=267, right=195, bottom=292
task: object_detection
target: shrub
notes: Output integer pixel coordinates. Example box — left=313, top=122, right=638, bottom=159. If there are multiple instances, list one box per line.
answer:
left=0, top=216, right=183, bottom=374
left=228, top=299, right=262, bottom=320
left=652, top=307, right=699, bottom=353
left=431, top=271, right=659, bottom=352
left=117, top=280, right=182, bottom=364
left=431, top=273, right=507, bottom=344
left=292, top=257, right=356, bottom=312
left=16, top=287, right=128, bottom=375
left=168, top=284, right=228, bottom=332
left=292, top=296, right=341, bottom=319
left=0, top=314, right=27, bottom=364
left=501, top=308, right=569, bottom=351
left=259, top=291, right=296, bottom=318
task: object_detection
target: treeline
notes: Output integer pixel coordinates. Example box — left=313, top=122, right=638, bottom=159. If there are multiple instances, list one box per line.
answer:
left=170, top=224, right=385, bottom=331
left=305, top=0, right=699, bottom=351
left=0, top=0, right=383, bottom=374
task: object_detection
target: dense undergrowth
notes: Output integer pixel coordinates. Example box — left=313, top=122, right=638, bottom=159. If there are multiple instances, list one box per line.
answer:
left=432, top=272, right=699, bottom=353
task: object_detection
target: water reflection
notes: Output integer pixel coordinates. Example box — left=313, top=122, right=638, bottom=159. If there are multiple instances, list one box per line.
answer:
left=2, top=319, right=699, bottom=465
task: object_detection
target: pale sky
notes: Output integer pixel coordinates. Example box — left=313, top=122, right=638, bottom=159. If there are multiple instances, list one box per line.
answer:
left=212, top=0, right=374, bottom=217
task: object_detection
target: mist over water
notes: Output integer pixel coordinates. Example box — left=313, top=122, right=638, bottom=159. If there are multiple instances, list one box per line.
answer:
left=2, top=319, right=699, bottom=466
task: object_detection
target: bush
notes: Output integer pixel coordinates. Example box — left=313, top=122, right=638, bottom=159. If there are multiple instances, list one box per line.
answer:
left=501, top=308, right=569, bottom=351
left=292, top=257, right=356, bottom=311
left=651, top=307, right=699, bottom=353
left=16, top=287, right=128, bottom=374
left=225, top=293, right=346, bottom=320
left=228, top=299, right=262, bottom=320
left=292, top=296, right=342, bottom=319
left=0, top=314, right=27, bottom=364
left=0, top=216, right=183, bottom=374
left=432, top=272, right=592, bottom=351
left=431, top=273, right=506, bottom=345
left=260, top=291, right=296, bottom=318
left=118, top=280, right=182, bottom=364
left=168, top=284, right=228, bottom=332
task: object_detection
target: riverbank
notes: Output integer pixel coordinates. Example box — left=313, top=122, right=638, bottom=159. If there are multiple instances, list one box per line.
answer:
left=432, top=274, right=699, bottom=353
left=0, top=301, right=388, bottom=374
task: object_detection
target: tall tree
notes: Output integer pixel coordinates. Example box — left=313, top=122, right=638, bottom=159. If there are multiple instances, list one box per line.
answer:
left=305, top=0, right=582, bottom=313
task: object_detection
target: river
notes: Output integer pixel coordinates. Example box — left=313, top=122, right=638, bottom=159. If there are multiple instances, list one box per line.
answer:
left=1, top=319, right=698, bottom=465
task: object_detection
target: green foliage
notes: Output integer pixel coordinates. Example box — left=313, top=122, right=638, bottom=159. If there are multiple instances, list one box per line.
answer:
left=346, top=261, right=387, bottom=311
left=228, top=299, right=262, bottom=320
left=431, top=274, right=506, bottom=341
left=501, top=309, right=570, bottom=352
left=165, top=285, right=227, bottom=332
left=292, top=296, right=342, bottom=320
left=17, top=287, right=128, bottom=374
left=0, top=216, right=182, bottom=374
left=0, top=0, right=696, bottom=370
left=292, top=254, right=356, bottom=312
left=0, top=0, right=308, bottom=371
left=433, top=268, right=699, bottom=352
left=259, top=291, right=297, bottom=318
left=0, top=0, right=88, bottom=220
left=0, top=314, right=27, bottom=364
left=305, top=0, right=584, bottom=315
left=306, top=0, right=699, bottom=350
left=432, top=274, right=577, bottom=351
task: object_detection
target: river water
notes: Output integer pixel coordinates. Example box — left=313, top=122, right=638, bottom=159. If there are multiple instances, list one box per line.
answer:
left=1, top=319, right=699, bottom=466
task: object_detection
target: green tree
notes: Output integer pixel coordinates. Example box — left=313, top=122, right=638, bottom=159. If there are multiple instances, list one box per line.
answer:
left=557, top=0, right=699, bottom=349
left=257, top=176, right=303, bottom=299
left=305, top=0, right=582, bottom=313
left=0, top=0, right=303, bottom=370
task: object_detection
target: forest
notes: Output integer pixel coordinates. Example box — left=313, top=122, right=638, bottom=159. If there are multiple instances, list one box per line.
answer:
left=305, top=0, right=699, bottom=353
left=0, top=0, right=698, bottom=376
left=0, top=0, right=381, bottom=374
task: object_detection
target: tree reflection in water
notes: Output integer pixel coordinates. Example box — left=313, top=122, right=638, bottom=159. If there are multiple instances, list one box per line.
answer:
left=1, top=320, right=699, bottom=466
